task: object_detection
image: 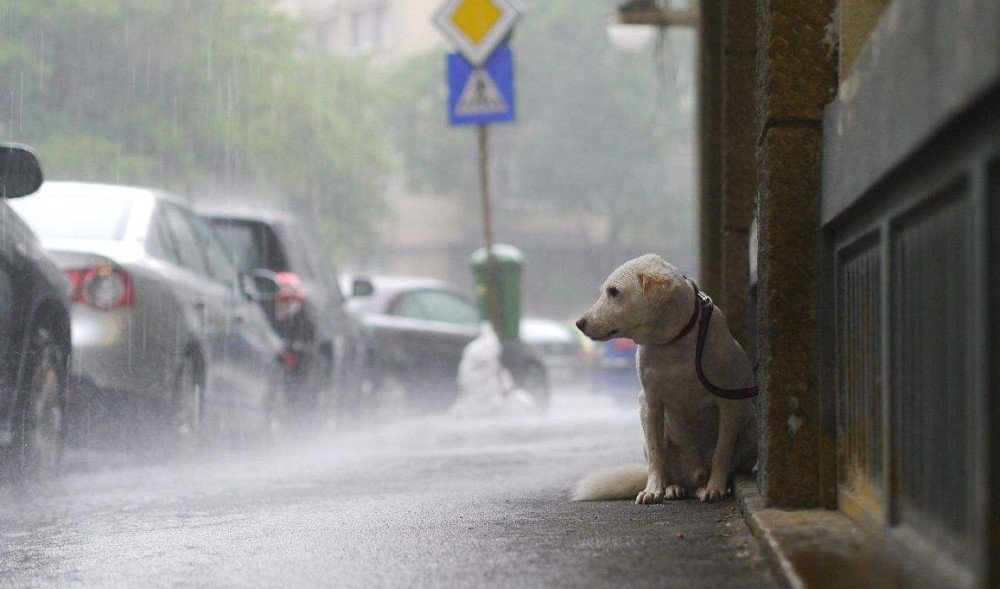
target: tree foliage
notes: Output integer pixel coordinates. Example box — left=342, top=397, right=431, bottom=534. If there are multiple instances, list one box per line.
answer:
left=0, top=0, right=387, bottom=253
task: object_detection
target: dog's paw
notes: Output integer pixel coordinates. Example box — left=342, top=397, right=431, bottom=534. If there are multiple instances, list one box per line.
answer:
left=696, top=484, right=728, bottom=503
left=664, top=484, right=685, bottom=500
left=636, top=489, right=664, bottom=505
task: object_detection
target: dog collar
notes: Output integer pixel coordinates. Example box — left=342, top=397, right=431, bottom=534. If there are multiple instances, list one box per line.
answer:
left=667, top=278, right=702, bottom=344
left=667, top=278, right=759, bottom=400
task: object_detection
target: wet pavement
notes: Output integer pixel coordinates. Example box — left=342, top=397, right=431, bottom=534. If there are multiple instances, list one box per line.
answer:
left=0, top=393, right=775, bottom=588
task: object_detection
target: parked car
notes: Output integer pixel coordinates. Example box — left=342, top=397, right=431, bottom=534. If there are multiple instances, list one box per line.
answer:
left=345, top=276, right=548, bottom=412
left=0, top=145, right=72, bottom=480
left=9, top=182, right=287, bottom=446
left=521, top=317, right=589, bottom=387
left=199, top=208, right=375, bottom=420
left=519, top=317, right=587, bottom=391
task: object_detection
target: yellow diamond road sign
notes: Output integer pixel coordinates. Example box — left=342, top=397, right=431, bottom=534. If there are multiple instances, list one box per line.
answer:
left=433, top=0, right=523, bottom=65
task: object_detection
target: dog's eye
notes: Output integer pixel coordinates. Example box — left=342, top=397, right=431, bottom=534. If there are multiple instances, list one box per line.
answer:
left=607, top=286, right=620, bottom=298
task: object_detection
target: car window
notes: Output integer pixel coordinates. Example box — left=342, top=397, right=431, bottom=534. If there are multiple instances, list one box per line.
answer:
left=160, top=204, right=207, bottom=275
left=189, top=214, right=239, bottom=286
left=275, top=226, right=315, bottom=280
left=210, top=220, right=288, bottom=273
left=391, top=292, right=426, bottom=320
left=290, top=228, right=347, bottom=304
left=145, top=210, right=179, bottom=264
left=411, top=290, right=480, bottom=326
left=10, top=195, right=132, bottom=241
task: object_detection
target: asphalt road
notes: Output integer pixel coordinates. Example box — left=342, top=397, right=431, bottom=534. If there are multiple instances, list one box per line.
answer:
left=0, top=393, right=775, bottom=588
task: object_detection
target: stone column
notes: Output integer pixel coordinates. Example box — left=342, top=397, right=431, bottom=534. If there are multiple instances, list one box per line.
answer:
left=719, top=0, right=757, bottom=348
left=839, top=0, right=891, bottom=77
left=698, top=0, right=723, bottom=298
left=755, top=0, right=837, bottom=507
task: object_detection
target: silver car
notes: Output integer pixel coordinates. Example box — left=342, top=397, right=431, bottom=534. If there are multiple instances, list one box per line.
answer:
left=9, top=182, right=287, bottom=441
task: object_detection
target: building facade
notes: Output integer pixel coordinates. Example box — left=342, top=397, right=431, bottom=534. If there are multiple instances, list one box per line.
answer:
left=699, top=0, right=1000, bottom=586
left=278, top=0, right=442, bottom=64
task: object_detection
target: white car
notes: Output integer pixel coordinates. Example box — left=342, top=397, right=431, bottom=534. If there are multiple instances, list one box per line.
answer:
left=11, top=182, right=287, bottom=443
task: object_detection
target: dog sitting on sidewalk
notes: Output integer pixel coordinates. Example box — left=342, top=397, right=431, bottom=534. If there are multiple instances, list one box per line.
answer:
left=573, top=254, right=757, bottom=504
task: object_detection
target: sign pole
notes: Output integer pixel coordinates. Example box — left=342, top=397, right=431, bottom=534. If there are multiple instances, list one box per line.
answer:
left=478, top=123, right=502, bottom=337
left=433, top=0, right=522, bottom=339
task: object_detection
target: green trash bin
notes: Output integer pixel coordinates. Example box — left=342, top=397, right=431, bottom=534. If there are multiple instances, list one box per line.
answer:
left=471, top=244, right=523, bottom=342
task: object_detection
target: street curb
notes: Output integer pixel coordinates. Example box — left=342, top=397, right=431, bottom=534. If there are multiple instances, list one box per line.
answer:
left=733, top=475, right=916, bottom=589
left=734, top=476, right=807, bottom=589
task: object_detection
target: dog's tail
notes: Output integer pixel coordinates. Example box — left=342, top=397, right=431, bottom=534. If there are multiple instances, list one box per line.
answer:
left=571, top=463, right=647, bottom=501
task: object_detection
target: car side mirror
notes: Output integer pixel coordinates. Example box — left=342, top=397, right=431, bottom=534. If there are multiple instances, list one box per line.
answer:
left=351, top=277, right=374, bottom=297
left=0, top=143, right=43, bottom=198
left=241, top=269, right=280, bottom=302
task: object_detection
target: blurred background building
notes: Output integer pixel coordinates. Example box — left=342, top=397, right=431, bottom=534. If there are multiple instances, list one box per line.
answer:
left=277, top=0, right=441, bottom=63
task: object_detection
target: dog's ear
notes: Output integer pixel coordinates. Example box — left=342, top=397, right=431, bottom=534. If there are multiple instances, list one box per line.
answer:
left=637, top=271, right=672, bottom=304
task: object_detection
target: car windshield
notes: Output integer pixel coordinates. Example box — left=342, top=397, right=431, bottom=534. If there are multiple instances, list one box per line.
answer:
left=11, top=195, right=133, bottom=241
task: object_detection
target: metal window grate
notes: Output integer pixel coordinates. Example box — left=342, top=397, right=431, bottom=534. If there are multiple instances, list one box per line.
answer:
left=890, top=184, right=974, bottom=558
left=822, top=67, right=999, bottom=589
left=835, top=235, right=884, bottom=516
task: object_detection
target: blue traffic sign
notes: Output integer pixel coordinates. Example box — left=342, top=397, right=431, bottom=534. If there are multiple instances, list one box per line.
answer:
left=447, top=45, right=515, bottom=126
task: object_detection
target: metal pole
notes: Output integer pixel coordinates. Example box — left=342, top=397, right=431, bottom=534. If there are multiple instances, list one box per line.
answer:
left=478, top=124, right=503, bottom=338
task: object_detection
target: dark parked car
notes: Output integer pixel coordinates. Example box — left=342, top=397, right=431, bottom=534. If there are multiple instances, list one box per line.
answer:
left=10, top=182, right=286, bottom=446
left=200, top=209, right=375, bottom=420
left=0, top=144, right=72, bottom=480
left=346, top=276, right=548, bottom=412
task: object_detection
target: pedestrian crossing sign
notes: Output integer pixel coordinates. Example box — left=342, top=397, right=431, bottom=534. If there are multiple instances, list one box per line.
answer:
left=448, top=45, right=515, bottom=126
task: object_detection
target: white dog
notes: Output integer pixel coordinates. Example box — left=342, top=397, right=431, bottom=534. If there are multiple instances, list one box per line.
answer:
left=573, top=254, right=757, bottom=504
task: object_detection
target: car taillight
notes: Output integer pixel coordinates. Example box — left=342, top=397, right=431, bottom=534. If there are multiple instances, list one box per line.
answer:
left=65, top=266, right=135, bottom=310
left=274, top=271, right=305, bottom=321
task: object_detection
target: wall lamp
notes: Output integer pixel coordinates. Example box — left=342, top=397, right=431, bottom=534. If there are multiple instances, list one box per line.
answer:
left=607, top=0, right=697, bottom=52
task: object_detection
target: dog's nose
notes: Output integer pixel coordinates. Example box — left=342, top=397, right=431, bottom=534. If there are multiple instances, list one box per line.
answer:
left=575, top=318, right=587, bottom=332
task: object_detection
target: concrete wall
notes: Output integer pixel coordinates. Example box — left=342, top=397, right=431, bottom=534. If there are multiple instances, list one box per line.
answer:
left=754, top=0, right=837, bottom=508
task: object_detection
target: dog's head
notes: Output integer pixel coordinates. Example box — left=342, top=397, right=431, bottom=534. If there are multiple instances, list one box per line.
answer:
left=575, top=254, right=688, bottom=345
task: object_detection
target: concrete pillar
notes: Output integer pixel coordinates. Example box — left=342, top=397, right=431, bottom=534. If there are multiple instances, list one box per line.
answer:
left=755, top=0, right=837, bottom=507
left=698, top=0, right=723, bottom=298
left=839, top=0, right=891, bottom=77
left=719, top=0, right=757, bottom=348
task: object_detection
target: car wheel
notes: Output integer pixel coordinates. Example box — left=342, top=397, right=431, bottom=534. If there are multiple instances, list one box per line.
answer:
left=7, top=325, right=67, bottom=481
left=336, top=343, right=375, bottom=423
left=173, top=355, right=204, bottom=453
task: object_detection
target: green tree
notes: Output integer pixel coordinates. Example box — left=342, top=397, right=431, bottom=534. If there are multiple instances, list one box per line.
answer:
left=0, top=0, right=387, bottom=254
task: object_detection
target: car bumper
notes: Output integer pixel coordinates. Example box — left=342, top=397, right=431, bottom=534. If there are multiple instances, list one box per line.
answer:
left=69, top=306, right=174, bottom=400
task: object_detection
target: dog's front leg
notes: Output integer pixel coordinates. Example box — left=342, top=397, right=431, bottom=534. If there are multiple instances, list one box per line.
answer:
left=637, top=390, right=669, bottom=504
left=699, top=400, right=741, bottom=503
